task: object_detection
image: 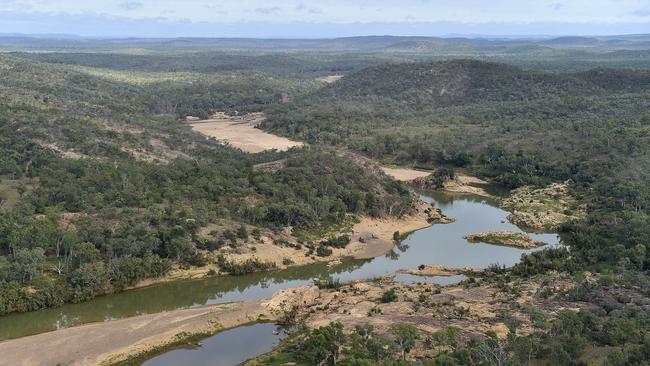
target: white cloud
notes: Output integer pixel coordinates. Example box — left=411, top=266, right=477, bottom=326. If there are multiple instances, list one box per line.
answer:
left=0, top=1, right=648, bottom=36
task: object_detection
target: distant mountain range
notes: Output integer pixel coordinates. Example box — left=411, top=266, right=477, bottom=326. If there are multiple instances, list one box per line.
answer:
left=1, top=34, right=649, bottom=51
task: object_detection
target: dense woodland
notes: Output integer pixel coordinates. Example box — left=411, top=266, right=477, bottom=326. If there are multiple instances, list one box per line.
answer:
left=2, top=36, right=650, bottom=364
left=261, top=59, right=650, bottom=364
left=0, top=54, right=413, bottom=315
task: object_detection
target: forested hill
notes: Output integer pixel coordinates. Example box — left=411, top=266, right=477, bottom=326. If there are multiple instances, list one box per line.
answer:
left=263, top=58, right=650, bottom=286
left=314, top=59, right=650, bottom=105
left=263, top=59, right=650, bottom=182
left=0, top=54, right=415, bottom=315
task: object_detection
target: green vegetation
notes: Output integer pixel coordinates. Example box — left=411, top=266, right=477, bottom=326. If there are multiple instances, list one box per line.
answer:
left=0, top=53, right=414, bottom=315
left=216, top=255, right=277, bottom=276
left=259, top=57, right=650, bottom=363
left=3, top=35, right=650, bottom=364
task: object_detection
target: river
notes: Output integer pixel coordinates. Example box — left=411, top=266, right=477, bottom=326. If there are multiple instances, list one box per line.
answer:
left=0, top=191, right=559, bottom=342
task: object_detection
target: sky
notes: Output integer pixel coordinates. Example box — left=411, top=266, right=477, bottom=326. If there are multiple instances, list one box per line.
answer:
left=0, top=0, right=648, bottom=38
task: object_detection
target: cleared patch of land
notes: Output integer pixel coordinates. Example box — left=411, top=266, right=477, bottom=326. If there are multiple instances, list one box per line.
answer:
left=381, top=166, right=432, bottom=181
left=442, top=175, right=492, bottom=197
left=186, top=112, right=303, bottom=153
left=316, top=75, right=344, bottom=83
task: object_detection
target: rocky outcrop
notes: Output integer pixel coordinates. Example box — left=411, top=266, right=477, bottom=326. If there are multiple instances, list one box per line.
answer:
left=263, top=285, right=321, bottom=314
left=464, top=231, right=545, bottom=249
left=501, top=181, right=586, bottom=231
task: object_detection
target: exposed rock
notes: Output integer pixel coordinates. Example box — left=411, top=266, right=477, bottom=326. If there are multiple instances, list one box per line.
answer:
left=263, top=285, right=320, bottom=313
left=398, top=265, right=463, bottom=277
left=411, top=173, right=492, bottom=197
left=464, top=231, right=545, bottom=249
left=424, top=206, right=455, bottom=224
left=501, top=181, right=586, bottom=231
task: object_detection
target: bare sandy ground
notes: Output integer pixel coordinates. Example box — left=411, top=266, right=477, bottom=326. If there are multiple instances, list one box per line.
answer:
left=380, top=166, right=432, bottom=181
left=443, top=175, right=492, bottom=197
left=220, top=200, right=439, bottom=270
left=0, top=301, right=271, bottom=366
left=316, top=75, right=344, bottom=83
left=186, top=112, right=303, bottom=153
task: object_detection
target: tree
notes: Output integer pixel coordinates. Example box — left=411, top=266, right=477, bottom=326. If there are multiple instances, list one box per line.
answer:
left=391, top=323, right=419, bottom=360
left=10, top=248, right=45, bottom=284
left=298, top=322, right=346, bottom=366
left=237, top=224, right=248, bottom=240
left=473, top=332, right=511, bottom=366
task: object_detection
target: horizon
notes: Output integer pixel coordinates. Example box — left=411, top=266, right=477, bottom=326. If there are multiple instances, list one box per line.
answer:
left=0, top=0, right=648, bottom=38
left=2, top=32, right=650, bottom=41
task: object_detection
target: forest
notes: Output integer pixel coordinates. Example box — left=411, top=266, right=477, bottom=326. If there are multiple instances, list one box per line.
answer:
left=0, top=53, right=413, bottom=314
left=1, top=35, right=650, bottom=365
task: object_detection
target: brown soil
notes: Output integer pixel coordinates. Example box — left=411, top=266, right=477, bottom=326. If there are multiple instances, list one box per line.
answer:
left=186, top=112, right=303, bottom=153
left=269, top=273, right=595, bottom=362
left=218, top=200, right=449, bottom=269
left=37, top=141, right=88, bottom=160
left=130, top=200, right=452, bottom=289
left=381, top=166, right=432, bottom=181
left=121, top=138, right=190, bottom=164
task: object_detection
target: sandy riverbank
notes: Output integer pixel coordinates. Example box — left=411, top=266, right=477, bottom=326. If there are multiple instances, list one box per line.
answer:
left=130, top=199, right=446, bottom=290
left=216, top=200, right=444, bottom=269
left=0, top=301, right=272, bottom=366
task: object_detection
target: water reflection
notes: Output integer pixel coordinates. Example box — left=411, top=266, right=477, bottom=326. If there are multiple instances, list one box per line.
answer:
left=0, top=191, right=560, bottom=341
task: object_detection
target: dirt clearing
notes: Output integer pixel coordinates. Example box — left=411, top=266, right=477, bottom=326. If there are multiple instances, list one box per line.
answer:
left=316, top=75, right=344, bottom=83
left=381, top=166, right=432, bottom=181
left=186, top=112, right=303, bottom=153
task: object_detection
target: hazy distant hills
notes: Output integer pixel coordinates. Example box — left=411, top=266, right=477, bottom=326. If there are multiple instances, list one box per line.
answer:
left=1, top=34, right=650, bottom=52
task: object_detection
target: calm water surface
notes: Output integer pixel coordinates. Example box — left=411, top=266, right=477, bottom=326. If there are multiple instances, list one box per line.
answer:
left=0, top=192, right=559, bottom=341
left=142, top=323, right=285, bottom=366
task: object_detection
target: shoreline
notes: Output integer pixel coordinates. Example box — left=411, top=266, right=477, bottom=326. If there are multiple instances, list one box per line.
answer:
left=0, top=301, right=273, bottom=366
left=128, top=199, right=440, bottom=291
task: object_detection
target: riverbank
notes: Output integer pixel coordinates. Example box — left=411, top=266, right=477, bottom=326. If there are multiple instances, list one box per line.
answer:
left=0, top=301, right=271, bottom=366
left=130, top=200, right=446, bottom=290
left=0, top=189, right=561, bottom=365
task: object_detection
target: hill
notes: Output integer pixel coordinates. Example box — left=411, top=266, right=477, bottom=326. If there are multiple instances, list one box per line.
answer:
left=0, top=54, right=414, bottom=315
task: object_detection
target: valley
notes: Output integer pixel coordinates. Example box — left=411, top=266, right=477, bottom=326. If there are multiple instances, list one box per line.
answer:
left=0, top=32, right=650, bottom=366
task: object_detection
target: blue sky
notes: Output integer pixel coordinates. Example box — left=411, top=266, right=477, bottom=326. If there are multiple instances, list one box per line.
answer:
left=0, top=0, right=648, bottom=37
